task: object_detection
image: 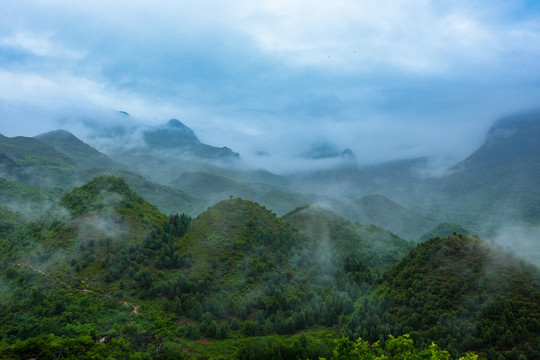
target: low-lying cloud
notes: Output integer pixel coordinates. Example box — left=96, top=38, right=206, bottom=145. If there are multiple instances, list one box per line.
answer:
left=1, top=0, right=540, bottom=173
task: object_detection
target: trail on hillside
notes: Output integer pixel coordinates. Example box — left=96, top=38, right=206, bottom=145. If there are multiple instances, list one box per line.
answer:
left=14, top=262, right=140, bottom=314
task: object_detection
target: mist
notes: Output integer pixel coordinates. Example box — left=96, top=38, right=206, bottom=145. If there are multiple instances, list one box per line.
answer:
left=1, top=0, right=540, bottom=174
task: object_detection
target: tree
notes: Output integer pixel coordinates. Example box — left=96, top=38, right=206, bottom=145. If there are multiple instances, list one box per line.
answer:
left=326, top=334, right=478, bottom=360
left=161, top=341, right=186, bottom=360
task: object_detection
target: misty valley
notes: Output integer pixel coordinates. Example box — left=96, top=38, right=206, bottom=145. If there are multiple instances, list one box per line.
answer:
left=0, top=111, right=539, bottom=360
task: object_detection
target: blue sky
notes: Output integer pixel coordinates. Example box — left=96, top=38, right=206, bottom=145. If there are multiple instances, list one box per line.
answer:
left=1, top=0, right=540, bottom=171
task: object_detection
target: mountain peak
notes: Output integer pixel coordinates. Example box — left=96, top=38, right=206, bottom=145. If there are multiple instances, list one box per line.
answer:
left=35, top=129, right=119, bottom=170
left=143, top=119, right=200, bottom=149
left=166, top=118, right=189, bottom=129
left=62, top=175, right=166, bottom=227
left=36, top=129, right=78, bottom=140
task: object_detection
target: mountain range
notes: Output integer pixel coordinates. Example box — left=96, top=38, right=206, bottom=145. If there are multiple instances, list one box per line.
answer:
left=0, top=110, right=539, bottom=359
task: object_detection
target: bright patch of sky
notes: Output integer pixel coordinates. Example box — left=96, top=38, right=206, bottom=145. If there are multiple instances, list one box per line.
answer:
left=1, top=0, right=540, bottom=170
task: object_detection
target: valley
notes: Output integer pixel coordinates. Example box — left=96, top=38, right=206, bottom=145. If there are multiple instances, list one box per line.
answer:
left=0, top=112, right=539, bottom=359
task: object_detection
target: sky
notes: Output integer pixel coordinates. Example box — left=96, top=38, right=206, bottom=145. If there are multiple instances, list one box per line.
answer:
left=1, top=0, right=540, bottom=171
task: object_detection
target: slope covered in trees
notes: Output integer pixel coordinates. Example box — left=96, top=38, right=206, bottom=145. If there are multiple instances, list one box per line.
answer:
left=283, top=204, right=413, bottom=274
left=344, top=236, right=540, bottom=359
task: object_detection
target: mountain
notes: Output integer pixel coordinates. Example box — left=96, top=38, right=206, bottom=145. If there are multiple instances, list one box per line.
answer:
left=0, top=133, right=77, bottom=186
left=142, top=119, right=239, bottom=161
left=427, top=111, right=540, bottom=233
left=350, top=195, right=437, bottom=240
left=144, top=118, right=200, bottom=147
left=459, top=110, right=540, bottom=170
left=347, top=235, right=540, bottom=358
left=0, top=131, right=207, bottom=218
left=1, top=110, right=540, bottom=359
left=282, top=205, right=413, bottom=275
left=178, top=198, right=305, bottom=279
left=35, top=130, right=121, bottom=170
left=303, top=142, right=357, bottom=164
left=77, top=168, right=206, bottom=216
left=169, top=171, right=309, bottom=216
left=62, top=175, right=166, bottom=227
left=0, top=177, right=63, bottom=215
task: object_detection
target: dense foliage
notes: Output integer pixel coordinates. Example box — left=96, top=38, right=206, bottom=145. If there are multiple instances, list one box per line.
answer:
left=0, top=134, right=539, bottom=360
left=343, top=236, right=540, bottom=359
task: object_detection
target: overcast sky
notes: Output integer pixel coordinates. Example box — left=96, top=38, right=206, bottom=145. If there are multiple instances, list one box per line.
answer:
left=1, top=0, right=540, bottom=171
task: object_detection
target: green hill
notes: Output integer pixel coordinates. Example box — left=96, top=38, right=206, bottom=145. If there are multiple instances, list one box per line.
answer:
left=178, top=198, right=303, bottom=277
left=0, top=177, right=63, bottom=212
left=282, top=204, right=413, bottom=275
left=0, top=134, right=77, bottom=186
left=1, top=178, right=538, bottom=359
left=62, top=175, right=166, bottom=228
left=78, top=168, right=206, bottom=216
left=346, top=236, right=540, bottom=358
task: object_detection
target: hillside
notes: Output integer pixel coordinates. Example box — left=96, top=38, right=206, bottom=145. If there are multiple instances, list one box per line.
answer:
left=151, top=198, right=377, bottom=354
left=143, top=119, right=239, bottom=161
left=62, top=175, right=166, bottom=227
left=77, top=168, right=206, bottom=216
left=0, top=177, right=538, bottom=358
left=0, top=177, right=63, bottom=213
left=429, top=111, right=540, bottom=229
left=351, top=195, right=437, bottom=240
left=35, top=130, right=122, bottom=170
left=346, top=236, right=540, bottom=358
left=169, top=171, right=309, bottom=216
left=282, top=204, right=413, bottom=274
left=0, top=134, right=77, bottom=186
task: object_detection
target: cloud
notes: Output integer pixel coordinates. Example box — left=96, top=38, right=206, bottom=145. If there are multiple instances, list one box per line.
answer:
left=0, top=31, right=85, bottom=59
left=1, top=0, right=540, bottom=170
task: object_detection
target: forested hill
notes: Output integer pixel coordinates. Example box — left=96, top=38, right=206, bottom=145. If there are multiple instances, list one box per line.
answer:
left=0, top=174, right=539, bottom=358
left=345, top=235, right=540, bottom=358
left=282, top=204, right=413, bottom=274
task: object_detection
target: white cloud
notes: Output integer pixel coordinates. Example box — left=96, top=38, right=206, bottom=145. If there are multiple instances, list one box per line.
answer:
left=0, top=32, right=85, bottom=59
left=1, top=0, right=540, bottom=170
left=0, top=70, right=188, bottom=121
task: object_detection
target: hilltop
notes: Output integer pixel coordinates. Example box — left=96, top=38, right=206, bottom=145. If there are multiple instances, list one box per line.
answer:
left=35, top=130, right=121, bottom=170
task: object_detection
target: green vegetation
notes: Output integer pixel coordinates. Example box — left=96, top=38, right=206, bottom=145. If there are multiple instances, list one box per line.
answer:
left=283, top=204, right=413, bottom=275
left=343, top=236, right=540, bottom=358
left=328, top=334, right=478, bottom=360
left=62, top=175, right=166, bottom=228
left=1, top=122, right=540, bottom=359
left=35, top=130, right=120, bottom=170
left=417, top=223, right=472, bottom=243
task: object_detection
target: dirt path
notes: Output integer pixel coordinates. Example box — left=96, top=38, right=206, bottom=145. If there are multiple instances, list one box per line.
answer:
left=121, top=301, right=140, bottom=314
left=15, top=262, right=72, bottom=290
left=14, top=262, right=140, bottom=314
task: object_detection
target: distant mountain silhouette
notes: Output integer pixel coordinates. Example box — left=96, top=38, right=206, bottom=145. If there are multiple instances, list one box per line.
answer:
left=143, top=119, right=239, bottom=160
